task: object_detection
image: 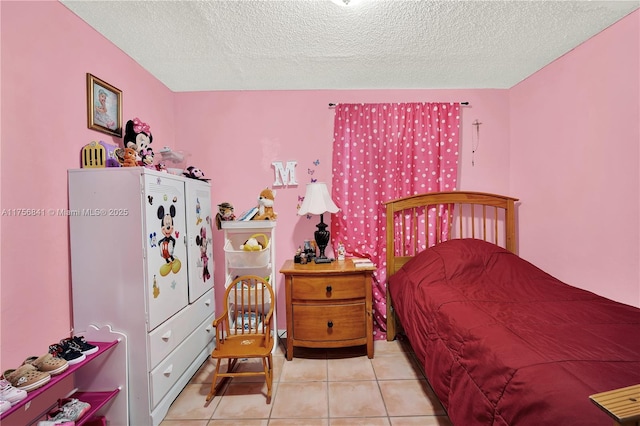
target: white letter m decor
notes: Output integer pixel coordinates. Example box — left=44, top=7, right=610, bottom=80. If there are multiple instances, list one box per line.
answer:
left=272, top=161, right=298, bottom=186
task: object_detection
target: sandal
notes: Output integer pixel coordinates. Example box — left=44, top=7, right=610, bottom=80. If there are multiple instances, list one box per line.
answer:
left=2, top=365, right=50, bottom=392
left=24, top=353, right=68, bottom=376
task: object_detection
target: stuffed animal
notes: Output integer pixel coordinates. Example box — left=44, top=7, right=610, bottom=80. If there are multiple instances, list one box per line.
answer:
left=123, top=118, right=153, bottom=165
left=252, top=188, right=277, bottom=220
left=141, top=147, right=155, bottom=169
left=215, top=202, right=235, bottom=230
left=240, top=237, right=263, bottom=251
left=122, top=147, right=138, bottom=167
left=183, top=166, right=210, bottom=181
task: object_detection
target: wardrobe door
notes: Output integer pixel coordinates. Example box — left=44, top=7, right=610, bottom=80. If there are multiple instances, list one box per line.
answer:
left=185, top=180, right=214, bottom=302
left=144, top=174, right=189, bottom=330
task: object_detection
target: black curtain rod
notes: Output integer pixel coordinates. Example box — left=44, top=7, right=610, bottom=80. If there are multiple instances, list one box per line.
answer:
left=329, top=102, right=469, bottom=107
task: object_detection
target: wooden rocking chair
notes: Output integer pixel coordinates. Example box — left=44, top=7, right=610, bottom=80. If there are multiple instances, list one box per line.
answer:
left=206, top=275, right=275, bottom=403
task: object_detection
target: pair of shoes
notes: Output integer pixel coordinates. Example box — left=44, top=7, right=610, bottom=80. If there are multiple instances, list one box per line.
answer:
left=48, top=341, right=85, bottom=365
left=24, top=353, right=68, bottom=376
left=48, top=336, right=98, bottom=365
left=0, top=399, right=11, bottom=414
left=0, top=378, right=27, bottom=405
left=62, top=336, right=98, bottom=356
left=47, top=397, right=91, bottom=422
left=2, top=365, right=50, bottom=392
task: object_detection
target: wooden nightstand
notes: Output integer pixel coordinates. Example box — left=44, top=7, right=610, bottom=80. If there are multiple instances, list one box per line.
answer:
left=280, top=259, right=374, bottom=360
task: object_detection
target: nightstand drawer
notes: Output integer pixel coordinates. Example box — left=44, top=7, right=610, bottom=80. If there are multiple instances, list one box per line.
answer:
left=293, top=303, right=366, bottom=341
left=291, top=275, right=365, bottom=300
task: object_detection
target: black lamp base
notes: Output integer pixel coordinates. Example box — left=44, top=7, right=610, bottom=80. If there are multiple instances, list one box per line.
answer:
left=314, top=213, right=332, bottom=263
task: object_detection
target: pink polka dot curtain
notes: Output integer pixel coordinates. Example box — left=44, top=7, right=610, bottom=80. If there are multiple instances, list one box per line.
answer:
left=331, top=103, right=460, bottom=340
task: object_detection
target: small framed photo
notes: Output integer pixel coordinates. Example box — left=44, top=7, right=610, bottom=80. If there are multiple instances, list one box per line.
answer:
left=87, top=73, right=122, bottom=137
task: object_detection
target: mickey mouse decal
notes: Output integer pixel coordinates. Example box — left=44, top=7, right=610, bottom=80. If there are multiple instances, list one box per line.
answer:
left=157, top=204, right=182, bottom=277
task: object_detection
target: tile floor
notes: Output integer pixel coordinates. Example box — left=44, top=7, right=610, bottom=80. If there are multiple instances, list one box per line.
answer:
left=160, top=338, right=452, bottom=425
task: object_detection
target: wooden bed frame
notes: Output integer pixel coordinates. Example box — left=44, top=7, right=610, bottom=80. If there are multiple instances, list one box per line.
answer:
left=384, top=191, right=519, bottom=340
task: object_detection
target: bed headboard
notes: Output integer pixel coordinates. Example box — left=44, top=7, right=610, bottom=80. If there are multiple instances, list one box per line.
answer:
left=384, top=191, right=518, bottom=340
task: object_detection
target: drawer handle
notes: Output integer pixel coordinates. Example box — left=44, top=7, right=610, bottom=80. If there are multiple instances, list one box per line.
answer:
left=164, top=365, right=173, bottom=376
left=327, top=320, right=333, bottom=328
left=326, top=285, right=332, bottom=293
left=204, top=299, right=211, bottom=306
left=161, top=330, right=172, bottom=341
left=205, top=325, right=212, bottom=333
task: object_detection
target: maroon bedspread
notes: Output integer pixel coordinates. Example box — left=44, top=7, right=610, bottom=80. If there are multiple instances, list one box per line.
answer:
left=388, top=239, right=640, bottom=426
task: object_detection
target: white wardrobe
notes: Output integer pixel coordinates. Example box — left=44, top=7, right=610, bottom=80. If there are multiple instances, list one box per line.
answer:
left=68, top=167, right=215, bottom=426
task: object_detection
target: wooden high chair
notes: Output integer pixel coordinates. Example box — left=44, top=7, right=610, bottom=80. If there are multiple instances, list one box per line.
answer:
left=206, top=275, right=275, bottom=403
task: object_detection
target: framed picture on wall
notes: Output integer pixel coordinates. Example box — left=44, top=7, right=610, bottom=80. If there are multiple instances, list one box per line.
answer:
left=87, top=73, right=122, bottom=137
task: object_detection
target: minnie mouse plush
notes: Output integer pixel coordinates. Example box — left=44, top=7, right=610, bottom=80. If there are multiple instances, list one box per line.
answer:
left=123, top=117, right=153, bottom=165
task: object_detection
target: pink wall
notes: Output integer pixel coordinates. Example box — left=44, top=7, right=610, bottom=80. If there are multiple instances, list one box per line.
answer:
left=510, top=11, right=640, bottom=307
left=174, top=90, right=511, bottom=319
left=1, top=1, right=176, bottom=368
left=1, top=1, right=637, bottom=369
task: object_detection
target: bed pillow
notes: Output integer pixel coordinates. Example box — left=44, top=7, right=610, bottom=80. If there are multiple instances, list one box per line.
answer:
left=400, top=238, right=507, bottom=281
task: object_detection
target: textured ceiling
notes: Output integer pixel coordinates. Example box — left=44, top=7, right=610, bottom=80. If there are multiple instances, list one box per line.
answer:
left=60, top=0, right=639, bottom=92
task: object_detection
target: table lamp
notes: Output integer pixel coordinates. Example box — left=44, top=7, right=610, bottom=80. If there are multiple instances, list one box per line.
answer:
left=297, top=182, right=340, bottom=263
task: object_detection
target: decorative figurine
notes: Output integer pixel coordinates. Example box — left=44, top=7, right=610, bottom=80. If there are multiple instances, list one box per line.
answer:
left=337, top=242, right=346, bottom=261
